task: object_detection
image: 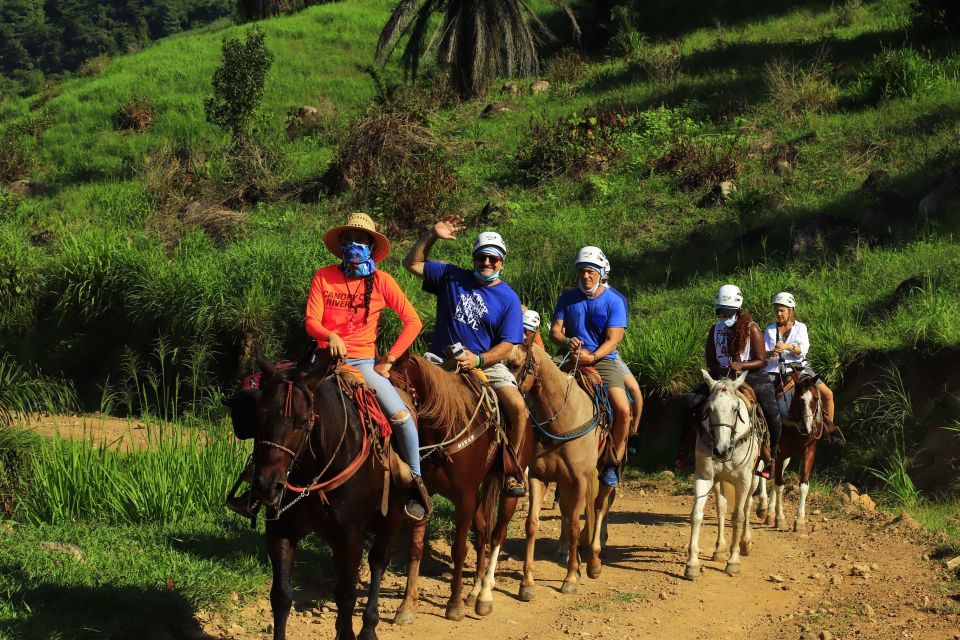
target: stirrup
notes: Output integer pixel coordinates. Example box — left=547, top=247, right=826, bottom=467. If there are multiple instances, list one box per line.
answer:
left=226, top=491, right=259, bottom=518
left=406, top=475, right=432, bottom=521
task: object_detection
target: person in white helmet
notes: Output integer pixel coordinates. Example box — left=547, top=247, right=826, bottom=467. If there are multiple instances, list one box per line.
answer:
left=522, top=307, right=546, bottom=348
left=550, top=246, right=631, bottom=488
left=404, top=215, right=530, bottom=497
left=599, top=256, right=643, bottom=436
left=678, top=284, right=783, bottom=478
left=764, top=292, right=836, bottom=430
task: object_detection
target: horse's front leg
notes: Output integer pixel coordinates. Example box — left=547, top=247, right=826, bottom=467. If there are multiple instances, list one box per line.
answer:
left=267, top=532, right=297, bottom=640
left=588, top=480, right=612, bottom=580
left=394, top=519, right=426, bottom=626
left=445, top=492, right=476, bottom=621
left=477, top=492, right=521, bottom=616
left=725, top=472, right=753, bottom=576
left=711, top=482, right=728, bottom=562
left=466, top=498, right=491, bottom=610
left=331, top=531, right=365, bottom=640
left=360, top=509, right=404, bottom=640
left=685, top=471, right=713, bottom=580
left=519, top=477, right=544, bottom=602
left=774, top=457, right=789, bottom=530
left=794, top=447, right=815, bottom=532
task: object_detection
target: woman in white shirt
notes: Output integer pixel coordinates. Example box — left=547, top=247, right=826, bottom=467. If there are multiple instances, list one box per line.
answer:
left=764, top=292, right=835, bottom=429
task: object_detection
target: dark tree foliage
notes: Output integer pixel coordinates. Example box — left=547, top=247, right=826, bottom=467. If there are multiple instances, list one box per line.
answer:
left=204, top=26, right=273, bottom=142
left=911, top=0, right=960, bottom=36
left=0, top=0, right=234, bottom=90
left=235, top=0, right=328, bottom=22
left=376, top=0, right=581, bottom=100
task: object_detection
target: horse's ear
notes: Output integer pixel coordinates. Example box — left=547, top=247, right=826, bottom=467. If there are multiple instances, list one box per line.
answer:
left=255, top=344, right=276, bottom=380
left=701, top=369, right=716, bottom=390
left=731, top=370, right=748, bottom=389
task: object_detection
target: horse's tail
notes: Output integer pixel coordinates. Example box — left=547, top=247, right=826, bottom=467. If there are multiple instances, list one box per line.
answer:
left=477, top=466, right=502, bottom=548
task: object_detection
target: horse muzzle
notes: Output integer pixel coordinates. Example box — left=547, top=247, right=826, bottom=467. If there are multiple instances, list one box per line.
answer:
left=251, top=473, right=285, bottom=507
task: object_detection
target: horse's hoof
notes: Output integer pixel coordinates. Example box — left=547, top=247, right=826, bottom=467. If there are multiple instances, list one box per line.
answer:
left=725, top=562, right=741, bottom=576
left=684, top=564, right=701, bottom=580
left=711, top=551, right=728, bottom=562
left=444, top=605, right=465, bottom=622
left=393, top=610, right=415, bottom=626
left=464, top=594, right=477, bottom=608
left=765, top=514, right=775, bottom=527
left=560, top=580, right=577, bottom=594
left=739, top=540, right=752, bottom=556
left=475, top=599, right=493, bottom=617
left=518, top=584, right=535, bottom=602
left=793, top=520, right=806, bottom=533
left=359, top=629, right=378, bottom=640
left=586, top=561, right=602, bottom=580
left=775, top=517, right=785, bottom=530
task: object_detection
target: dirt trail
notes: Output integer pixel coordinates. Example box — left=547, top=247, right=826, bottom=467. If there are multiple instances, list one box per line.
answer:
left=210, top=478, right=960, bottom=640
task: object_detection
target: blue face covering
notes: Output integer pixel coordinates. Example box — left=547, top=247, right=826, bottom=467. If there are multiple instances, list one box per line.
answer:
left=473, top=269, right=502, bottom=283
left=340, top=242, right=376, bottom=277
left=722, top=315, right=738, bottom=328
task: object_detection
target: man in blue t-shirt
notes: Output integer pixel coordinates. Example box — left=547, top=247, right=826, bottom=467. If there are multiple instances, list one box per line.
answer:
left=404, top=215, right=529, bottom=497
left=550, top=246, right=631, bottom=488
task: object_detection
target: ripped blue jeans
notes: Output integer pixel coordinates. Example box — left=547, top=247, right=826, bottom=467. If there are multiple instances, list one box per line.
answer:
left=347, top=358, right=421, bottom=476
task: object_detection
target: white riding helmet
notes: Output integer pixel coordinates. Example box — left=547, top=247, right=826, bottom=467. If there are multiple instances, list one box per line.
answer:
left=473, top=231, right=507, bottom=260
left=715, top=284, right=744, bottom=310
left=772, top=291, right=796, bottom=308
left=575, top=246, right=607, bottom=274
left=522, top=310, right=541, bottom=331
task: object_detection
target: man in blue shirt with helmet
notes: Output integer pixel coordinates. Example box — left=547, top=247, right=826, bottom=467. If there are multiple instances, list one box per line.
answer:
left=404, top=215, right=529, bottom=497
left=551, top=246, right=631, bottom=488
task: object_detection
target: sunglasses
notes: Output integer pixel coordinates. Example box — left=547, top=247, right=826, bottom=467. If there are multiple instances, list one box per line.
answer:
left=474, top=254, right=502, bottom=264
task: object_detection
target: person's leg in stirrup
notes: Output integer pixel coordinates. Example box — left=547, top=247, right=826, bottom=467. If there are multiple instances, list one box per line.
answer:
left=492, top=382, right=529, bottom=498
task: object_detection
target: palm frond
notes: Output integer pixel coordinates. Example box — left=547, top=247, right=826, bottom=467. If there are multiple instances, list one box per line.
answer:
left=375, top=0, right=420, bottom=64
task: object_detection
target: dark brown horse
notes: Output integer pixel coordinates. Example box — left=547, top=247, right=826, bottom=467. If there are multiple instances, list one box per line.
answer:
left=251, top=357, right=406, bottom=640
left=391, top=354, right=533, bottom=623
left=756, top=375, right=835, bottom=532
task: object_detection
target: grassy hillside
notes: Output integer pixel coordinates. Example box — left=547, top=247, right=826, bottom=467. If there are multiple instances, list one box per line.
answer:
left=2, top=0, right=960, bottom=636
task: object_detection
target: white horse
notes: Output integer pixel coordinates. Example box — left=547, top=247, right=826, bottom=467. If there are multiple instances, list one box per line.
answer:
left=685, top=370, right=761, bottom=579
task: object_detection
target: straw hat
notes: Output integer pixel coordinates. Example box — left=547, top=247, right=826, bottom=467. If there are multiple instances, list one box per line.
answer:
left=323, top=212, right=390, bottom=263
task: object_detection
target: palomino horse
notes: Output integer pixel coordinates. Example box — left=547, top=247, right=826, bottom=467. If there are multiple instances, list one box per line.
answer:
left=250, top=356, right=405, bottom=640
left=390, top=355, right=532, bottom=623
left=756, top=374, right=828, bottom=532
left=685, top=370, right=761, bottom=579
left=508, top=341, right=610, bottom=599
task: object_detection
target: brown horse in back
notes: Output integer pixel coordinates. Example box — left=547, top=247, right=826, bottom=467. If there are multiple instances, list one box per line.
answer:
left=391, top=354, right=532, bottom=623
left=756, top=373, right=835, bottom=532
left=250, top=356, right=406, bottom=640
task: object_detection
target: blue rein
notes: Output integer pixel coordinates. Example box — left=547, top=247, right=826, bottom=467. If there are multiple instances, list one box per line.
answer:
left=528, top=380, right=613, bottom=443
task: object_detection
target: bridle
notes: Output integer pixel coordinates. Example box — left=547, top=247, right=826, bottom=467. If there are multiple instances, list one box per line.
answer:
left=704, top=386, right=755, bottom=466
left=515, top=343, right=578, bottom=426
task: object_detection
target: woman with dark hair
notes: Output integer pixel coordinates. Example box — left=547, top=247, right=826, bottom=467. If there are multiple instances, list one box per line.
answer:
left=305, top=212, right=427, bottom=519
left=679, top=284, right=783, bottom=478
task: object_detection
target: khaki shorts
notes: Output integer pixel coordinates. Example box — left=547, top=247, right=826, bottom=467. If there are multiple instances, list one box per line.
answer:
left=611, top=356, right=635, bottom=379
left=593, top=357, right=627, bottom=390
left=481, top=362, right=518, bottom=389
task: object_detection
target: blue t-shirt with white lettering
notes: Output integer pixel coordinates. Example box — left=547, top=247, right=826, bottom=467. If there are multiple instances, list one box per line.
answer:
left=422, top=261, right=524, bottom=355
left=553, top=287, right=628, bottom=359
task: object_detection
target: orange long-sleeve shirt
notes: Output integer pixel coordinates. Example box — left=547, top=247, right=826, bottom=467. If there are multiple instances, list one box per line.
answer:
left=305, top=266, right=422, bottom=359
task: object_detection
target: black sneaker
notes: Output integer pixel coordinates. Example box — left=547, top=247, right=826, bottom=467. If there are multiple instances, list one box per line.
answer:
left=504, top=476, right=526, bottom=498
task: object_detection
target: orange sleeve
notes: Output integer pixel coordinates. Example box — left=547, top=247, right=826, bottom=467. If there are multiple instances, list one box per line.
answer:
left=378, top=272, right=423, bottom=358
left=534, top=332, right=545, bottom=349
left=305, top=269, right=332, bottom=343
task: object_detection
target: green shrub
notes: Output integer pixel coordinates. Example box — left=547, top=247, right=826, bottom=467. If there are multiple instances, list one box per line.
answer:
left=516, top=106, right=636, bottom=183
left=544, top=48, right=586, bottom=85
left=764, top=56, right=839, bottom=116
left=0, top=133, right=34, bottom=182
left=204, top=27, right=274, bottom=143
left=865, top=47, right=944, bottom=99
left=637, top=40, right=684, bottom=92
left=653, top=134, right=741, bottom=190
left=115, top=95, right=154, bottom=133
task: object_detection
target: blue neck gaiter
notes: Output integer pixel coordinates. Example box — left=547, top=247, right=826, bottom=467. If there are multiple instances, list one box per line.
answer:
left=473, top=269, right=502, bottom=283
left=340, top=242, right=376, bottom=278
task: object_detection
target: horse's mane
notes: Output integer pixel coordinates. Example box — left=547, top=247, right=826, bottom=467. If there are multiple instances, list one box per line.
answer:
left=408, top=355, right=475, bottom=429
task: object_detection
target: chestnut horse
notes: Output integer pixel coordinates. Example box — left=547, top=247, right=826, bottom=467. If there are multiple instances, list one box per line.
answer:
left=507, top=342, right=610, bottom=599
left=756, top=375, right=831, bottom=532
left=391, top=355, right=533, bottom=623
left=250, top=358, right=406, bottom=640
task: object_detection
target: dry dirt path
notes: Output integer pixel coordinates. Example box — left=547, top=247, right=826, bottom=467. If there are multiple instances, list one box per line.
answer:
left=210, top=478, right=960, bottom=640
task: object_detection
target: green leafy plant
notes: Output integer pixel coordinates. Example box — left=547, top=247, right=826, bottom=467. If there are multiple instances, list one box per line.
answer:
left=204, top=27, right=273, bottom=143
left=763, top=55, right=838, bottom=116
left=865, top=47, right=943, bottom=100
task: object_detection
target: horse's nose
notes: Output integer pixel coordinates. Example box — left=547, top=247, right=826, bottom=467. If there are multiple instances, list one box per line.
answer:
left=252, top=474, right=284, bottom=505
left=712, top=445, right=726, bottom=458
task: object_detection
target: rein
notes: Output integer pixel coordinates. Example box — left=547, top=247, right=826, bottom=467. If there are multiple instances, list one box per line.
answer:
left=704, top=390, right=760, bottom=468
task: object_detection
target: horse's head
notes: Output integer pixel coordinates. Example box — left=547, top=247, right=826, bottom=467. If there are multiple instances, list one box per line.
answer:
left=701, top=369, right=750, bottom=458
left=792, top=377, right=821, bottom=435
left=507, top=341, right=542, bottom=396
left=250, top=351, right=327, bottom=508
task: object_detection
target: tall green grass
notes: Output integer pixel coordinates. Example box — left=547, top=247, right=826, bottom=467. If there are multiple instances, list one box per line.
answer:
left=21, top=422, right=248, bottom=525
